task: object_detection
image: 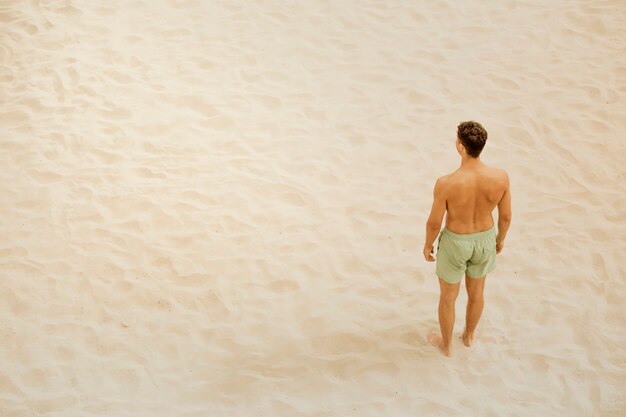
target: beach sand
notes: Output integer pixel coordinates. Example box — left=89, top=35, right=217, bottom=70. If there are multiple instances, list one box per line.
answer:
left=1, top=0, right=625, bottom=415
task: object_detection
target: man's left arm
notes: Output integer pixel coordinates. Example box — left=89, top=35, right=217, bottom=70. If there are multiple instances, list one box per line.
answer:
left=423, top=178, right=446, bottom=262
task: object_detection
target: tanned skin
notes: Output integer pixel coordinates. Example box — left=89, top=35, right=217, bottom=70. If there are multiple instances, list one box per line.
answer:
left=423, top=136, right=512, bottom=357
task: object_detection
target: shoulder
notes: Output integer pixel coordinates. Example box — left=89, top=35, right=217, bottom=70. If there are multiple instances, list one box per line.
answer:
left=496, top=168, right=510, bottom=185
left=490, top=167, right=510, bottom=192
left=483, top=164, right=509, bottom=184
left=435, top=174, right=452, bottom=187
left=433, top=174, right=452, bottom=194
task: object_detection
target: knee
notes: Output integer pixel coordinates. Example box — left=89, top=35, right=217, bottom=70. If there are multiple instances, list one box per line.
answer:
left=467, top=294, right=484, bottom=304
left=439, top=292, right=458, bottom=304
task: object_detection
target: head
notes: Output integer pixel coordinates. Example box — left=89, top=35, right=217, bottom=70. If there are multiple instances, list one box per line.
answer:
left=456, top=121, right=488, bottom=158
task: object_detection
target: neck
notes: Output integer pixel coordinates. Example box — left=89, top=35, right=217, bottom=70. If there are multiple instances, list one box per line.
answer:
left=460, top=155, right=481, bottom=167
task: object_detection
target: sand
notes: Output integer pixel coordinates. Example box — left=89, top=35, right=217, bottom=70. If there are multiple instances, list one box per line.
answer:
left=1, top=0, right=625, bottom=416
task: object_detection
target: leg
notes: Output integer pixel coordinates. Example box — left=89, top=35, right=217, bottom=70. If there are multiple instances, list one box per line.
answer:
left=428, top=277, right=460, bottom=356
left=463, top=274, right=486, bottom=347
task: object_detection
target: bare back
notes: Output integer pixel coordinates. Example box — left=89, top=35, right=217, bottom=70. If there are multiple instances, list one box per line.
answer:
left=441, top=163, right=508, bottom=234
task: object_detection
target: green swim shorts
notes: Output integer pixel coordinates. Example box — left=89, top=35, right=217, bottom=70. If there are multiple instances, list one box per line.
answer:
left=435, top=225, right=497, bottom=284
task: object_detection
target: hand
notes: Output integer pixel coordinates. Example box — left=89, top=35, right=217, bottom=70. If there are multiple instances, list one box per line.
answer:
left=423, top=245, right=435, bottom=262
left=496, top=239, right=504, bottom=254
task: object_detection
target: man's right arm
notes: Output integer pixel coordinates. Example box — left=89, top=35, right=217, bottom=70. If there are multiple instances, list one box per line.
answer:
left=496, top=172, right=512, bottom=254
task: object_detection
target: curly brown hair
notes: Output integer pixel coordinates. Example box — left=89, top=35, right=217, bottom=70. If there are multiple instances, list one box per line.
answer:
left=457, top=121, right=488, bottom=158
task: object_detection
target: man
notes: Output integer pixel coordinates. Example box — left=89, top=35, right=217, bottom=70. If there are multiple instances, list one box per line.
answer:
left=423, top=121, right=512, bottom=357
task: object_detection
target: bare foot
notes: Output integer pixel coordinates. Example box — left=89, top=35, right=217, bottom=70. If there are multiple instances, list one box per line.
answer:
left=427, top=331, right=451, bottom=357
left=461, top=327, right=475, bottom=347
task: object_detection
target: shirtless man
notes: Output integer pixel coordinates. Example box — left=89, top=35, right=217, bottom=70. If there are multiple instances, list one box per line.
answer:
left=423, top=121, right=512, bottom=357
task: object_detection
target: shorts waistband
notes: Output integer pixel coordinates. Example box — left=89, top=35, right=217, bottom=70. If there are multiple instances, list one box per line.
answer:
left=441, top=225, right=496, bottom=240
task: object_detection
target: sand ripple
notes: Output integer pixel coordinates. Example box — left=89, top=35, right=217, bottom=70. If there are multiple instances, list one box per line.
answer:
left=1, top=0, right=625, bottom=416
